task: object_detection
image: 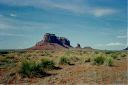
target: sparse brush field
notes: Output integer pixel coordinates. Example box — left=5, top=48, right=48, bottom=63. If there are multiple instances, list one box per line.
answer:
left=0, top=49, right=127, bottom=84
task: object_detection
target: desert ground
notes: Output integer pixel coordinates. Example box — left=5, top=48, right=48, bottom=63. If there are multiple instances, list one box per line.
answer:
left=0, top=49, right=127, bottom=85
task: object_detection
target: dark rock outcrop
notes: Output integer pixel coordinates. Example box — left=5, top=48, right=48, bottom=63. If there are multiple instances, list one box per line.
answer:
left=30, top=33, right=72, bottom=50
left=76, top=43, right=81, bottom=48
left=123, top=47, right=128, bottom=50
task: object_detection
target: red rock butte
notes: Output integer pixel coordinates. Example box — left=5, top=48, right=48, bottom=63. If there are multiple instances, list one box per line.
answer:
left=28, top=33, right=72, bottom=50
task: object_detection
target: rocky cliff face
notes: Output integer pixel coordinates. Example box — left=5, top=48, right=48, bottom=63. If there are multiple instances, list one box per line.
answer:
left=31, top=33, right=71, bottom=50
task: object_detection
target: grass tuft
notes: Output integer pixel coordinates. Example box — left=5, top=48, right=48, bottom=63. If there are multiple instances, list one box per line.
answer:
left=104, top=56, right=113, bottom=66
left=59, top=56, right=70, bottom=65
left=93, top=56, right=105, bottom=65
left=41, top=59, right=55, bottom=70
left=19, top=60, right=43, bottom=77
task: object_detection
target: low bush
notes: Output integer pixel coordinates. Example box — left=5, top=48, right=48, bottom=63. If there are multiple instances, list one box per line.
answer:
left=93, top=56, right=105, bottom=65
left=121, top=53, right=127, bottom=57
left=20, top=60, right=43, bottom=77
left=104, top=56, right=113, bottom=66
left=59, top=56, right=70, bottom=65
left=41, top=59, right=55, bottom=70
left=0, top=57, right=13, bottom=66
left=84, top=57, right=91, bottom=62
left=111, top=53, right=118, bottom=59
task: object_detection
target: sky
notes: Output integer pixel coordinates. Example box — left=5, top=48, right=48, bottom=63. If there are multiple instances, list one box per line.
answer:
left=0, top=0, right=127, bottom=50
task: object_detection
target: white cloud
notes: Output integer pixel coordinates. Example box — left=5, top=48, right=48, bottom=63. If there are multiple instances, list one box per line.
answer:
left=0, top=32, right=25, bottom=37
left=0, top=15, right=55, bottom=30
left=117, top=35, right=127, bottom=39
left=0, top=0, right=118, bottom=16
left=106, top=42, right=124, bottom=46
left=90, top=8, right=117, bottom=17
left=10, top=13, right=16, bottom=17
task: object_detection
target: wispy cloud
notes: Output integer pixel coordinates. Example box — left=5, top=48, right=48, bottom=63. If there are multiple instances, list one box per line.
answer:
left=90, top=8, right=117, bottom=17
left=0, top=32, right=25, bottom=37
left=10, top=13, right=16, bottom=17
left=117, top=35, right=127, bottom=39
left=97, top=42, right=125, bottom=47
left=0, top=0, right=118, bottom=17
left=0, top=15, right=55, bottom=30
left=106, top=42, right=124, bottom=46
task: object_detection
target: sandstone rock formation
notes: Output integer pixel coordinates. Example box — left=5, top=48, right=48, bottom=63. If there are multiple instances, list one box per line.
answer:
left=29, top=33, right=72, bottom=50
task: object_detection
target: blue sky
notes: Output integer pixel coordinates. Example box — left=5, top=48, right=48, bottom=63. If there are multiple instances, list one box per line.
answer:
left=0, top=0, right=127, bottom=50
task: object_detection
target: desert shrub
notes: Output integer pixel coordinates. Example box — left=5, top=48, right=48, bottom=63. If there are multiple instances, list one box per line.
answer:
left=0, top=51, right=9, bottom=55
left=59, top=56, right=70, bottom=65
left=0, top=57, right=13, bottom=66
left=41, top=59, right=55, bottom=70
left=84, top=57, right=91, bottom=62
left=104, top=56, right=113, bottom=66
left=105, top=51, right=114, bottom=54
left=20, top=60, right=43, bottom=77
left=95, top=51, right=99, bottom=54
left=93, top=56, right=105, bottom=65
left=111, top=53, right=118, bottom=59
left=121, top=53, right=127, bottom=57
left=70, top=56, right=80, bottom=62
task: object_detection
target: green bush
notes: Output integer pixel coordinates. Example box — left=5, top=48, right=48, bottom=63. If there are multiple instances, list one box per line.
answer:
left=41, top=59, right=55, bottom=70
left=93, top=56, right=105, bottom=65
left=85, top=57, right=91, bottom=62
left=59, top=56, right=70, bottom=65
left=0, top=58, right=13, bottom=64
left=111, top=53, right=118, bottom=59
left=105, top=51, right=114, bottom=54
left=20, top=60, right=43, bottom=77
left=121, top=53, right=127, bottom=57
left=104, top=57, right=113, bottom=66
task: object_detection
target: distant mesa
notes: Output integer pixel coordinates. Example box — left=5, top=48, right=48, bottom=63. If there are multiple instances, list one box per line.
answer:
left=29, top=33, right=72, bottom=50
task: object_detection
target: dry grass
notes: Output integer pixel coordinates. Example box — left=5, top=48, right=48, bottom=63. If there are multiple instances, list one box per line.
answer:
left=0, top=49, right=127, bottom=84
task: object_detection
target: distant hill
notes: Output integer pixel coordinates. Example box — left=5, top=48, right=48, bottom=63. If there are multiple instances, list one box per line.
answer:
left=83, top=46, right=94, bottom=50
left=28, top=33, right=72, bottom=50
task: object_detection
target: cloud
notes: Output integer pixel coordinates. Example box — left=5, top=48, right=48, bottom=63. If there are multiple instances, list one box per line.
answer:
left=0, top=15, right=55, bottom=30
left=90, top=8, right=117, bottom=17
left=117, top=35, right=127, bottom=39
left=0, top=0, right=86, bottom=14
left=0, top=0, right=118, bottom=16
left=10, top=13, right=16, bottom=17
left=0, top=32, right=25, bottom=37
left=106, top=42, right=124, bottom=46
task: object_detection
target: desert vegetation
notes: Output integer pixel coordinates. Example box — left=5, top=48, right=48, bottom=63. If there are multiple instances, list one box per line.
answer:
left=0, top=49, right=127, bottom=84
